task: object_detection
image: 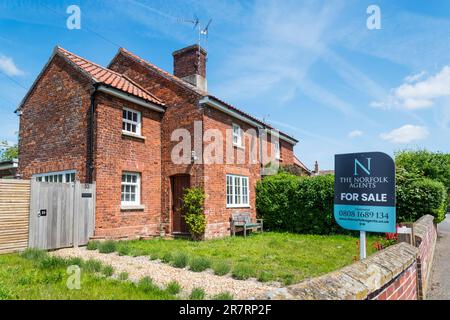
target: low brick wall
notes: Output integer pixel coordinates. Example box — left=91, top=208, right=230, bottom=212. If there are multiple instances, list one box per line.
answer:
left=262, top=215, right=437, bottom=300
left=414, top=215, right=437, bottom=299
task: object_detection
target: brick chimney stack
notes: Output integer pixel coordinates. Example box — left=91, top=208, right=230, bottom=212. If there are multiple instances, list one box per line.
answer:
left=173, top=44, right=207, bottom=92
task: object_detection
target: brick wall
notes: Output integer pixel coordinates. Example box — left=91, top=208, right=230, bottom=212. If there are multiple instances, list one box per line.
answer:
left=109, top=53, right=205, bottom=235
left=414, top=215, right=438, bottom=299
left=18, top=54, right=91, bottom=182
left=369, top=262, right=418, bottom=300
left=261, top=215, right=438, bottom=300
left=202, top=107, right=261, bottom=239
left=93, top=93, right=163, bottom=238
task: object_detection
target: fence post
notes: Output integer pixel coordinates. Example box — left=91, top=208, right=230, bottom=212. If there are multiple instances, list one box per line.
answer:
left=73, top=181, right=80, bottom=247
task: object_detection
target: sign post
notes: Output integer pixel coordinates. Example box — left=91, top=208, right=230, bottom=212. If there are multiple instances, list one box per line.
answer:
left=334, top=152, right=396, bottom=260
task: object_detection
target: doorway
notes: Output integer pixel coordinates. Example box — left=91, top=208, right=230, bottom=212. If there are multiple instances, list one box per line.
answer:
left=171, top=175, right=190, bottom=234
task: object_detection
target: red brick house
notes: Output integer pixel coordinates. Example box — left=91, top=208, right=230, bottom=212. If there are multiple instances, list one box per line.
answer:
left=17, top=45, right=298, bottom=239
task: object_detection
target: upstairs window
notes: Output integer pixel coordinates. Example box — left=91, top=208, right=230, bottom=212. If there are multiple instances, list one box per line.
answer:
left=232, top=124, right=242, bottom=147
left=122, top=108, right=141, bottom=135
left=274, top=141, right=281, bottom=160
left=121, top=172, right=141, bottom=206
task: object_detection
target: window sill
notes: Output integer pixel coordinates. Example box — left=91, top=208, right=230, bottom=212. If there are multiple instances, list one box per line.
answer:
left=226, top=205, right=251, bottom=209
left=122, top=131, right=146, bottom=141
left=121, top=205, right=145, bottom=211
left=233, top=144, right=245, bottom=150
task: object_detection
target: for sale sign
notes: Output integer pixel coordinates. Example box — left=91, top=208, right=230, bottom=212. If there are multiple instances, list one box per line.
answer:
left=334, top=152, right=396, bottom=233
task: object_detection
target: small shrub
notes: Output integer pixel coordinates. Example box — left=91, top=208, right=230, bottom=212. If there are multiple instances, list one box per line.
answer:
left=232, top=263, right=254, bottom=280
left=182, top=188, right=206, bottom=240
left=213, top=292, right=233, bottom=300
left=129, top=248, right=145, bottom=257
left=20, top=248, right=47, bottom=261
left=66, top=257, right=83, bottom=266
left=212, top=261, right=231, bottom=276
left=189, top=257, right=211, bottom=272
left=258, top=270, right=274, bottom=282
left=137, top=276, right=157, bottom=293
left=38, top=256, right=66, bottom=269
left=161, top=252, right=173, bottom=263
left=102, top=265, right=114, bottom=277
left=148, top=250, right=159, bottom=260
left=166, top=281, right=181, bottom=295
left=281, top=274, right=295, bottom=286
left=83, top=259, right=103, bottom=273
left=189, top=287, right=206, bottom=300
left=118, top=272, right=129, bottom=281
left=117, top=244, right=131, bottom=256
left=86, top=241, right=100, bottom=251
left=172, top=252, right=189, bottom=268
left=97, top=240, right=117, bottom=254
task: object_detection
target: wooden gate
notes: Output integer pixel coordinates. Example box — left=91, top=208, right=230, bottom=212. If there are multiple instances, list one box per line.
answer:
left=28, top=181, right=95, bottom=250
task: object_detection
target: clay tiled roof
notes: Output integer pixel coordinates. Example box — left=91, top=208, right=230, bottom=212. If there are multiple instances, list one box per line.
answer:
left=113, top=47, right=298, bottom=143
left=294, top=156, right=311, bottom=173
left=56, top=47, right=164, bottom=106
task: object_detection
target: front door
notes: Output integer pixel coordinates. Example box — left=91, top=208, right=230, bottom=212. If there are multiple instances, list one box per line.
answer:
left=171, top=175, right=190, bottom=233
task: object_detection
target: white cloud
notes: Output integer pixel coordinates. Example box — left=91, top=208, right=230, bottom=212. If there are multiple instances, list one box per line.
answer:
left=404, top=71, right=427, bottom=83
left=0, top=55, right=23, bottom=76
left=380, top=125, right=429, bottom=144
left=372, top=66, right=450, bottom=110
left=348, top=130, right=363, bottom=138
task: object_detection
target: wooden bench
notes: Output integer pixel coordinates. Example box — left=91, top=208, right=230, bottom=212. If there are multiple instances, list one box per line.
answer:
left=231, top=212, right=263, bottom=237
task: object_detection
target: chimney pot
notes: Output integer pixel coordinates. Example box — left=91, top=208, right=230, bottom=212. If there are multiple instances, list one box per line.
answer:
left=173, top=44, right=207, bottom=92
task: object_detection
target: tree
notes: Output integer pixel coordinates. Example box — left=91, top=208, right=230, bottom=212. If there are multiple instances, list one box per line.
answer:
left=0, top=140, right=18, bottom=161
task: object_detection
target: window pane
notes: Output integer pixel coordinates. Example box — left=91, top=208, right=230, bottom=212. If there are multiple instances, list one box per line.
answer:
left=133, top=113, right=137, bottom=122
left=123, top=110, right=127, bottom=119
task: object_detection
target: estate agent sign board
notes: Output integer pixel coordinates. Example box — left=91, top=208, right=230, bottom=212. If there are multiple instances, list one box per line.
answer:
left=334, top=152, right=396, bottom=233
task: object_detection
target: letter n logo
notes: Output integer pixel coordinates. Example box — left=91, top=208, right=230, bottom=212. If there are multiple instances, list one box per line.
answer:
left=354, top=158, right=371, bottom=176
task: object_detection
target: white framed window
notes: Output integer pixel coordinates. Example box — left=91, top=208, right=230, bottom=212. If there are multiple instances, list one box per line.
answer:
left=122, top=107, right=141, bottom=135
left=274, top=141, right=281, bottom=160
left=232, top=123, right=243, bottom=147
left=34, top=170, right=76, bottom=183
left=121, top=172, right=141, bottom=206
left=226, top=174, right=249, bottom=208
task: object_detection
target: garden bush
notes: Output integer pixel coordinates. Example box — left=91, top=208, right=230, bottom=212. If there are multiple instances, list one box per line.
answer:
left=396, top=150, right=450, bottom=193
left=97, top=240, right=117, bottom=254
left=397, top=169, right=448, bottom=223
left=182, top=187, right=206, bottom=240
left=256, top=173, right=339, bottom=234
left=189, top=257, right=211, bottom=272
left=172, top=252, right=189, bottom=268
left=189, top=287, right=206, bottom=300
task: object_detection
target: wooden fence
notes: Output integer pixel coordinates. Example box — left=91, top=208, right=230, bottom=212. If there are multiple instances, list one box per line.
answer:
left=0, top=179, right=95, bottom=254
left=0, top=179, right=31, bottom=254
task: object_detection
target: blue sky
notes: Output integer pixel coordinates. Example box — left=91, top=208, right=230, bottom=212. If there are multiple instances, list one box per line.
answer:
left=1, top=0, right=450, bottom=169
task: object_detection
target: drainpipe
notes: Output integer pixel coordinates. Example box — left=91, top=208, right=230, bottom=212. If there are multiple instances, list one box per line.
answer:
left=87, top=84, right=99, bottom=184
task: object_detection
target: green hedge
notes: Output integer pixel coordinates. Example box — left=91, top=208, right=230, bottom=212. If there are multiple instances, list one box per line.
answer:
left=396, top=150, right=450, bottom=193
left=256, top=173, right=340, bottom=234
left=396, top=169, right=448, bottom=223
left=256, top=170, right=448, bottom=235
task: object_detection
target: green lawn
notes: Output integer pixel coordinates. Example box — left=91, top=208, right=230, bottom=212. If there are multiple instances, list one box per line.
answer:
left=0, top=250, right=177, bottom=300
left=97, top=232, right=381, bottom=285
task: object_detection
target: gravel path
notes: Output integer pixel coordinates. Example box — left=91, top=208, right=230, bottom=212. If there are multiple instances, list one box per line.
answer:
left=52, top=247, right=278, bottom=299
left=428, top=214, right=450, bottom=300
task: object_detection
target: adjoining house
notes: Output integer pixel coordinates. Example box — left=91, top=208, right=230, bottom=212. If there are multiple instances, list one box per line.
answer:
left=17, top=44, right=301, bottom=239
left=0, top=159, right=18, bottom=179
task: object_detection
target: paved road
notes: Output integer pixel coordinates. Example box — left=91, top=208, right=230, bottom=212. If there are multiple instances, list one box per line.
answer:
left=428, top=214, right=450, bottom=300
